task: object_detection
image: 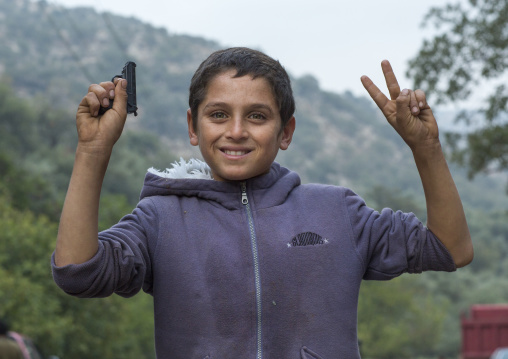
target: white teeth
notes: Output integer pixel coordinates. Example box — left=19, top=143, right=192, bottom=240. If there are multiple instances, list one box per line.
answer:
left=225, top=150, right=246, bottom=156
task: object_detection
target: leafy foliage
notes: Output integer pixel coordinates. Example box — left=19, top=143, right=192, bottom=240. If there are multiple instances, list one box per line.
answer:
left=0, top=195, right=155, bottom=359
left=358, top=277, right=449, bottom=358
left=408, top=0, right=508, bottom=182
left=0, top=78, right=170, bottom=358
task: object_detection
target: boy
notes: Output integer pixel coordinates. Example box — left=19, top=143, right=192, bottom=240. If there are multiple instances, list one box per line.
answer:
left=52, top=47, right=473, bottom=358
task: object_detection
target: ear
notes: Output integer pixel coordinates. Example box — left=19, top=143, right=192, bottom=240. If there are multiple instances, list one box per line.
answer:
left=279, top=116, right=296, bottom=150
left=187, top=109, right=199, bottom=146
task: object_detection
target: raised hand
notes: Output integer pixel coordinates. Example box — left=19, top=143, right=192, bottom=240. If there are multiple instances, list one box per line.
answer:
left=361, top=60, right=473, bottom=268
left=76, top=78, right=128, bottom=155
left=361, top=60, right=439, bottom=151
left=55, top=78, right=129, bottom=266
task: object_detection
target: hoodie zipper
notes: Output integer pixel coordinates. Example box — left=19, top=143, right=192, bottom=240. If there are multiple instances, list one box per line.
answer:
left=241, top=181, right=262, bottom=359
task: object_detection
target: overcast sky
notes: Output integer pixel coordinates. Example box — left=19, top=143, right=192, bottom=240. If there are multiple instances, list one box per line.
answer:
left=49, top=0, right=462, bottom=101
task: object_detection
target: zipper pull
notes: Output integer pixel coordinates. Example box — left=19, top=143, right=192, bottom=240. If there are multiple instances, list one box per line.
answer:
left=241, top=182, right=248, bottom=205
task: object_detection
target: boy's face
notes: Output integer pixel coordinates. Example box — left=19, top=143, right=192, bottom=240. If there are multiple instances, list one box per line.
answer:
left=187, top=70, right=295, bottom=182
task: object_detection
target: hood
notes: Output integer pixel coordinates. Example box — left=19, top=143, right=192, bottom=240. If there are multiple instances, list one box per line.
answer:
left=140, top=158, right=301, bottom=210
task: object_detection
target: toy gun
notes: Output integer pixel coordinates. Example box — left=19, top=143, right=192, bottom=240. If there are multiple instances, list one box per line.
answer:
left=99, top=61, right=138, bottom=116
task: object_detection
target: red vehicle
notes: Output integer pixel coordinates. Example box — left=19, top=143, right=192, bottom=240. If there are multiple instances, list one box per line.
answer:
left=461, top=304, right=508, bottom=359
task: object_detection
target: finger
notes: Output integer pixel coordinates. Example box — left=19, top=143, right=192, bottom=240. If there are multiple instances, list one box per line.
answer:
left=111, top=79, right=128, bottom=118
left=80, top=91, right=102, bottom=117
left=361, top=75, right=390, bottom=112
left=414, top=89, right=429, bottom=110
left=381, top=60, right=400, bottom=101
left=113, top=77, right=122, bottom=86
left=88, top=83, right=112, bottom=110
left=409, top=90, right=420, bottom=116
left=99, top=81, right=116, bottom=99
left=396, top=88, right=412, bottom=119
left=414, top=89, right=436, bottom=125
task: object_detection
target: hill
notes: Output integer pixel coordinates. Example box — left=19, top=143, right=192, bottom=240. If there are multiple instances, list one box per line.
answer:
left=1, top=1, right=508, bottom=358
left=2, top=0, right=506, bottom=209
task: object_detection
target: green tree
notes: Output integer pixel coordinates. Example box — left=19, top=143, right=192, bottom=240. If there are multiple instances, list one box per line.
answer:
left=0, top=80, right=39, bottom=159
left=364, top=186, right=426, bottom=221
left=0, top=196, right=155, bottom=359
left=0, top=152, right=60, bottom=220
left=408, top=0, right=508, bottom=182
left=104, top=131, right=178, bottom=205
left=358, top=276, right=449, bottom=358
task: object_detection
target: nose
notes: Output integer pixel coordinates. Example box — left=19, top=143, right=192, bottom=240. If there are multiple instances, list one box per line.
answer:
left=226, top=117, right=248, bottom=140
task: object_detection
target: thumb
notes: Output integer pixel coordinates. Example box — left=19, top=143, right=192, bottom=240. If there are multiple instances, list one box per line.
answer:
left=112, top=78, right=128, bottom=118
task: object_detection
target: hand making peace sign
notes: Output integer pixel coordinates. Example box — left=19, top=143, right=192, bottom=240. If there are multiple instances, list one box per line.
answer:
left=361, top=60, right=440, bottom=151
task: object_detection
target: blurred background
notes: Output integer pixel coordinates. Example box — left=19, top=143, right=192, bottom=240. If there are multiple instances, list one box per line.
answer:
left=1, top=0, right=508, bottom=358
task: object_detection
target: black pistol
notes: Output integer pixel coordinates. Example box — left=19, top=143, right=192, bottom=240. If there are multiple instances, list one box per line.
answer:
left=99, top=61, right=138, bottom=116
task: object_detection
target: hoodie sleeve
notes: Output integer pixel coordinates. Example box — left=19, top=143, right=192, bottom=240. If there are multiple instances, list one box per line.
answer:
left=51, top=197, right=158, bottom=298
left=343, top=189, right=456, bottom=280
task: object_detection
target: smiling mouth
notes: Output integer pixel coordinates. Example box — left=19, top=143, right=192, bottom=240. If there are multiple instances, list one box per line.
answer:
left=224, top=150, right=249, bottom=156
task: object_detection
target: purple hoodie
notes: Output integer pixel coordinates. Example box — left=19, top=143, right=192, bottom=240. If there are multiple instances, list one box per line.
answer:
left=52, top=160, right=456, bottom=358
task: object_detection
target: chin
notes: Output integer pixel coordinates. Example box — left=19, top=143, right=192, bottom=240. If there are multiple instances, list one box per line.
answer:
left=212, top=168, right=254, bottom=182
left=217, top=173, right=250, bottom=182
left=220, top=169, right=271, bottom=182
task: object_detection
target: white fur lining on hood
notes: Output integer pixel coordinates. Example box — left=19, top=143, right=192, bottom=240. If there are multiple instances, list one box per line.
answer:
left=148, top=158, right=213, bottom=180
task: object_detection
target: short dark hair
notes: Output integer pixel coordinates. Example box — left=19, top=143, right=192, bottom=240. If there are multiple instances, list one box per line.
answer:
left=188, top=47, right=295, bottom=130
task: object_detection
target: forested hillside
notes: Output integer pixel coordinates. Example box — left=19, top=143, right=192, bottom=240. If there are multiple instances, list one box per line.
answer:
left=1, top=0, right=507, bottom=358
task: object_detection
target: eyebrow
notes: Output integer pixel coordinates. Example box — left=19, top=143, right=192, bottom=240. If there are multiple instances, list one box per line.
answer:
left=249, top=103, right=275, bottom=114
left=202, top=102, right=228, bottom=112
left=202, top=102, right=275, bottom=114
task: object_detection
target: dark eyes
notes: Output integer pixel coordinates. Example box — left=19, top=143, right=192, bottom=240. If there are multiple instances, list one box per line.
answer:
left=209, top=112, right=267, bottom=121
left=249, top=113, right=266, bottom=120
left=211, top=112, right=227, bottom=119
